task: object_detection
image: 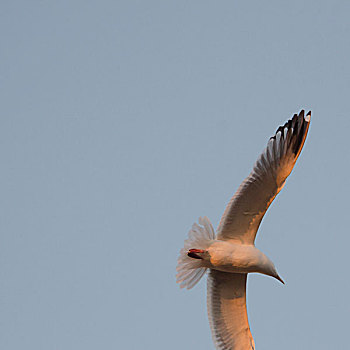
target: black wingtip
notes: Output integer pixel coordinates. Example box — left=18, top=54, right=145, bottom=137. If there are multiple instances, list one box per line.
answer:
left=306, top=110, right=311, bottom=121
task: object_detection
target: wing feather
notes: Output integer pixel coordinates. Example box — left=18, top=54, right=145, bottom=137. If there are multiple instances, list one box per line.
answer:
left=207, top=270, right=255, bottom=350
left=216, top=110, right=310, bottom=244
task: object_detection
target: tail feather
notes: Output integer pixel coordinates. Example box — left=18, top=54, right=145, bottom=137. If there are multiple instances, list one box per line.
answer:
left=176, top=216, right=215, bottom=290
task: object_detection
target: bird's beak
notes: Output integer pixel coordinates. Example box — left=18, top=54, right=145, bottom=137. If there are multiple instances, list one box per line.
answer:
left=275, top=273, right=285, bottom=285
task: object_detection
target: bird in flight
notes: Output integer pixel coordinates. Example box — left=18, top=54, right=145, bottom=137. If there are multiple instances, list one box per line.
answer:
left=176, top=110, right=311, bottom=350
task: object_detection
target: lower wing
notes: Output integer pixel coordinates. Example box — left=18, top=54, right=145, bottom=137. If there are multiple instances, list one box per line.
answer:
left=207, top=270, right=255, bottom=350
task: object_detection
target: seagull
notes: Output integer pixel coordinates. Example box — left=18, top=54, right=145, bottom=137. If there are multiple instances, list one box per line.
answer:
left=176, top=110, right=311, bottom=350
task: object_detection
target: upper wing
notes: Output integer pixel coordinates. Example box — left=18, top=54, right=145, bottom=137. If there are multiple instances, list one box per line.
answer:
left=207, top=270, right=255, bottom=350
left=216, top=110, right=310, bottom=244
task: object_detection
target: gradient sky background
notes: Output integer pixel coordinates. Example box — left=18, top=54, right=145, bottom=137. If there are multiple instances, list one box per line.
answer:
left=1, top=1, right=350, bottom=349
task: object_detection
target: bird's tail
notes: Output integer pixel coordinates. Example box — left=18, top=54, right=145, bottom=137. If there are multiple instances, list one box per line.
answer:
left=176, top=217, right=215, bottom=289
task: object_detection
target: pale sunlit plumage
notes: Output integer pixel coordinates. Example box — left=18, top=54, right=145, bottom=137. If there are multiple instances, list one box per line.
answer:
left=177, top=110, right=310, bottom=350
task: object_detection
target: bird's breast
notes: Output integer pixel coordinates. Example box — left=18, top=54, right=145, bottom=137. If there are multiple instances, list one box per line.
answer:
left=208, top=240, right=265, bottom=273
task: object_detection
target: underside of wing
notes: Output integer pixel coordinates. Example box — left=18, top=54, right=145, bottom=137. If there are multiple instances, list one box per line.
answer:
left=207, top=270, right=255, bottom=350
left=216, top=110, right=311, bottom=244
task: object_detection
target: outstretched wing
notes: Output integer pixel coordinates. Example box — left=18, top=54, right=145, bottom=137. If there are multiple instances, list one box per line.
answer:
left=217, top=110, right=310, bottom=244
left=207, top=270, right=255, bottom=350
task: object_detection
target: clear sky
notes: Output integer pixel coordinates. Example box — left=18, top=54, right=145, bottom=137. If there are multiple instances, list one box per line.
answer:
left=1, top=1, right=350, bottom=349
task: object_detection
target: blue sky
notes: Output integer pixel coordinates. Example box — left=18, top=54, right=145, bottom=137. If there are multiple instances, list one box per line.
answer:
left=1, top=1, right=350, bottom=349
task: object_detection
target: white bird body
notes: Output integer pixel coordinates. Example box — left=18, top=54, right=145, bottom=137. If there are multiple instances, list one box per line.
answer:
left=198, top=240, right=279, bottom=277
left=177, top=110, right=311, bottom=350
